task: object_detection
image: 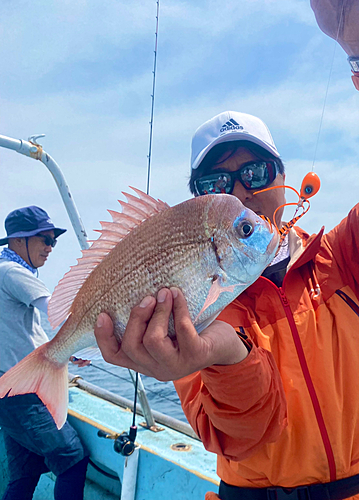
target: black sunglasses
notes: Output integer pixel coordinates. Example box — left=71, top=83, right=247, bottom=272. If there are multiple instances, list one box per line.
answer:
left=36, top=234, right=57, bottom=248
left=194, top=160, right=280, bottom=196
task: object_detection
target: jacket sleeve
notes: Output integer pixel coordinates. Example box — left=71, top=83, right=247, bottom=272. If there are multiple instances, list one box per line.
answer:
left=321, top=203, right=359, bottom=296
left=174, top=311, right=287, bottom=462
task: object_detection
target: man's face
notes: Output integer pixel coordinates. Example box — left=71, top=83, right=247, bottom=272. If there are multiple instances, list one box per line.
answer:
left=26, top=230, right=55, bottom=268
left=210, top=147, right=286, bottom=227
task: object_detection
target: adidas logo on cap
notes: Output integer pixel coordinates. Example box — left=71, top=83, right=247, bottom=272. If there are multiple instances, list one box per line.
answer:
left=220, top=118, right=244, bottom=133
left=190, top=111, right=280, bottom=171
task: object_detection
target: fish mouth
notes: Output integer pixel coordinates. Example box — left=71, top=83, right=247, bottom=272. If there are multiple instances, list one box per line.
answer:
left=267, top=227, right=280, bottom=256
left=253, top=214, right=279, bottom=256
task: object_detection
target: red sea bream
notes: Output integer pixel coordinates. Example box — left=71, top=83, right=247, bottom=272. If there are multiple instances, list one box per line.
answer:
left=0, top=189, right=279, bottom=428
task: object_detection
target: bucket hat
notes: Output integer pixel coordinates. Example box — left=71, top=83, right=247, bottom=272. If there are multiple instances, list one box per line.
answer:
left=0, top=206, right=67, bottom=245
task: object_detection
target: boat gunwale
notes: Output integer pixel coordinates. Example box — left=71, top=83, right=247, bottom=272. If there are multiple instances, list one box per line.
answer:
left=68, top=372, right=199, bottom=441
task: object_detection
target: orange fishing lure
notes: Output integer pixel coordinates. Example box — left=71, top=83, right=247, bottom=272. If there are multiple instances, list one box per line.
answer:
left=254, top=172, right=321, bottom=245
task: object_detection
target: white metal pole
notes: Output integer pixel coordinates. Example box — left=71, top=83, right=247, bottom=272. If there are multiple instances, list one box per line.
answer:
left=0, top=134, right=89, bottom=250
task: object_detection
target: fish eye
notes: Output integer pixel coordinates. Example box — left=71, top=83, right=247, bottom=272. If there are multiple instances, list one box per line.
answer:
left=237, top=220, right=254, bottom=238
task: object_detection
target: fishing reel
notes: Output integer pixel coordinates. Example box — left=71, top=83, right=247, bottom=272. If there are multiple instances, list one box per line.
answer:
left=114, top=426, right=137, bottom=456
left=97, top=425, right=137, bottom=457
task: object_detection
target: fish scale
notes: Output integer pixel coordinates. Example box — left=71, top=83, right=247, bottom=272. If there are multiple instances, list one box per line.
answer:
left=67, top=202, right=215, bottom=340
left=72, top=240, right=216, bottom=343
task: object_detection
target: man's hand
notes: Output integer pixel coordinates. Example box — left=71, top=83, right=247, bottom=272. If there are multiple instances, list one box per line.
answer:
left=94, top=287, right=248, bottom=381
left=311, top=0, right=359, bottom=56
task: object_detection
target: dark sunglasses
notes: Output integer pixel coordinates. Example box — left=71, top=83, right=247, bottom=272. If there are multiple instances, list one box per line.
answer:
left=194, top=160, right=280, bottom=196
left=36, top=234, right=57, bottom=248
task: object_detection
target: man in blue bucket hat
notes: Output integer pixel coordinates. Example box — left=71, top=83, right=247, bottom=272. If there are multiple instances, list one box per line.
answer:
left=0, top=206, right=67, bottom=270
left=0, top=206, right=89, bottom=500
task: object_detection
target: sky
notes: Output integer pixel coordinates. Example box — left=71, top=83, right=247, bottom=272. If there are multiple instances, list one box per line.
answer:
left=1, top=0, right=358, bottom=293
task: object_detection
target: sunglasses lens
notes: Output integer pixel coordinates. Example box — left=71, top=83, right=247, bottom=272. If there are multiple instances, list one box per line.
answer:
left=39, top=235, right=57, bottom=247
left=195, top=161, right=279, bottom=196
left=195, top=173, right=234, bottom=195
left=239, top=161, right=278, bottom=190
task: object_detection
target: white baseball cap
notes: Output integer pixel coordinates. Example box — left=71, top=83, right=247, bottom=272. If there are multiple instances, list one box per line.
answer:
left=191, top=111, right=280, bottom=170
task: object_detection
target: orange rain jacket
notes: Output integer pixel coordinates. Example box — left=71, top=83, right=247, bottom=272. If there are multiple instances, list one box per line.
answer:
left=174, top=203, right=359, bottom=497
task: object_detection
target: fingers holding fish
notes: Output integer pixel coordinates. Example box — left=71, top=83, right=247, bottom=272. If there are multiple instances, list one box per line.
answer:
left=170, top=287, right=201, bottom=353
left=94, top=302, right=160, bottom=377
left=137, top=288, right=199, bottom=376
left=139, top=288, right=190, bottom=359
left=120, top=288, right=184, bottom=380
left=170, top=290, right=249, bottom=368
left=94, top=293, right=177, bottom=378
left=120, top=294, right=167, bottom=371
left=94, top=289, right=200, bottom=380
left=158, top=288, right=225, bottom=375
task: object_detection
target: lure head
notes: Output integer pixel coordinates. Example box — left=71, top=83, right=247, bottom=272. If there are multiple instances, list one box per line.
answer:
left=300, top=172, right=321, bottom=200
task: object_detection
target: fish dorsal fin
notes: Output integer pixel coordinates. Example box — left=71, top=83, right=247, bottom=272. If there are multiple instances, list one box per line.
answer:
left=48, top=188, right=169, bottom=328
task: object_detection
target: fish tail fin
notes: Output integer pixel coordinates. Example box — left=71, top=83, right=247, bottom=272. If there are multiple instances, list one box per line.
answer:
left=0, top=343, right=68, bottom=429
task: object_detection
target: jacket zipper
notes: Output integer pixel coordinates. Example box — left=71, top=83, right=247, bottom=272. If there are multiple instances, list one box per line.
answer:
left=276, top=285, right=337, bottom=482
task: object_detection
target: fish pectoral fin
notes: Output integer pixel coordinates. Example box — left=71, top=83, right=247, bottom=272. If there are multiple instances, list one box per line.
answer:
left=194, top=276, right=241, bottom=324
left=72, top=346, right=103, bottom=361
left=0, top=343, right=68, bottom=430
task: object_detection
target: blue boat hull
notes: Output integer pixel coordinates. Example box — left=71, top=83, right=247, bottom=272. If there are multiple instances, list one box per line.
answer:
left=0, top=384, right=219, bottom=499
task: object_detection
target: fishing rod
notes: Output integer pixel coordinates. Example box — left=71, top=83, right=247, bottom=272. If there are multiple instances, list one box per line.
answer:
left=146, top=0, right=160, bottom=195
left=79, top=1, right=164, bottom=456
left=107, top=0, right=162, bottom=458
left=130, top=0, right=161, bottom=432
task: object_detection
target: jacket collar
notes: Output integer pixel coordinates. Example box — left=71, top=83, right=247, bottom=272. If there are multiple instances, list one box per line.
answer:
left=287, top=226, right=325, bottom=272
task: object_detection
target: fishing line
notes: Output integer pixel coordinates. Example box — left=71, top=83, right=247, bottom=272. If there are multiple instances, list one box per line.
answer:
left=311, top=0, right=346, bottom=171
left=89, top=362, right=183, bottom=407
left=146, top=0, right=160, bottom=195
left=265, top=1, right=346, bottom=236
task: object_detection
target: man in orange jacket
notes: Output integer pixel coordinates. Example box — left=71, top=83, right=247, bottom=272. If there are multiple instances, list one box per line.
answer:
left=94, top=107, right=359, bottom=499
left=93, top=3, right=359, bottom=499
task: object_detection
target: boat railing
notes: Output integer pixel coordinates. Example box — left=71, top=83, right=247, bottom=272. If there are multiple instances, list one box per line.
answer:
left=69, top=372, right=199, bottom=440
